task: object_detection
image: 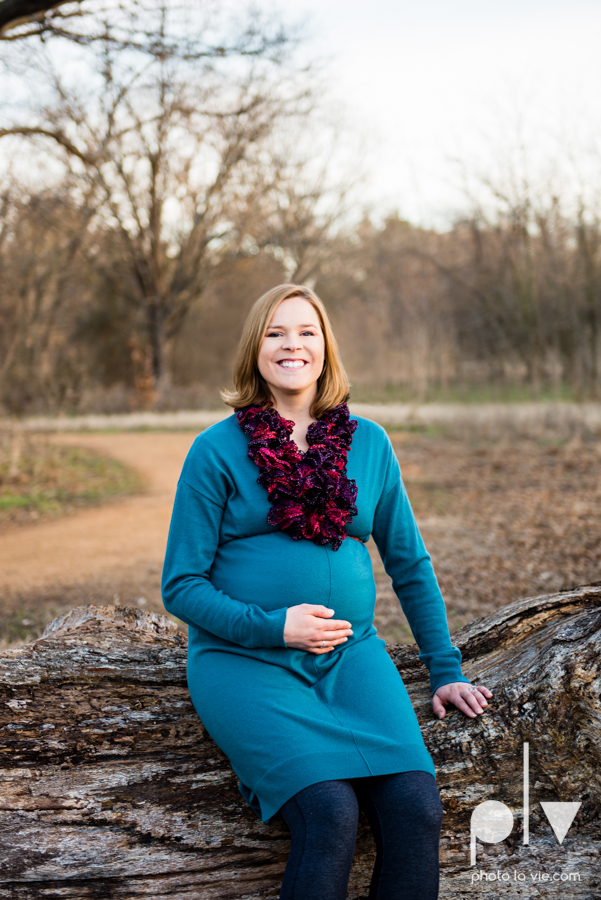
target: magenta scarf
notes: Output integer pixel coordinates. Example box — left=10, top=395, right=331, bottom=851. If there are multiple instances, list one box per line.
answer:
left=235, top=402, right=358, bottom=551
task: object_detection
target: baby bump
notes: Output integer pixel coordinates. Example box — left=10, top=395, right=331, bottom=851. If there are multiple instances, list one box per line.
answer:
left=209, top=532, right=376, bottom=633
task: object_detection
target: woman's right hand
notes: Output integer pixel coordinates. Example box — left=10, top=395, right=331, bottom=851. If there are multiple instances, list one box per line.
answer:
left=284, top=604, right=353, bottom=654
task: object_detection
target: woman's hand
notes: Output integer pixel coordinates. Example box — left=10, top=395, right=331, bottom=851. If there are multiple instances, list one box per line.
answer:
left=432, top=682, right=493, bottom=719
left=284, top=604, right=353, bottom=654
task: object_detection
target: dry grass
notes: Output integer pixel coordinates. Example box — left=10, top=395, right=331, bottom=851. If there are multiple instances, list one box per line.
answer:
left=0, top=430, right=143, bottom=529
left=372, top=430, right=601, bottom=645
left=5, top=400, right=601, bottom=439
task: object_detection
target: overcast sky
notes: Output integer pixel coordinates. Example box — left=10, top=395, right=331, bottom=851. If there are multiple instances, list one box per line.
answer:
left=275, top=0, right=601, bottom=227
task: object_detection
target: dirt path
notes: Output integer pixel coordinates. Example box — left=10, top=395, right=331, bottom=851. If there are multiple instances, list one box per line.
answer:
left=0, top=433, right=197, bottom=641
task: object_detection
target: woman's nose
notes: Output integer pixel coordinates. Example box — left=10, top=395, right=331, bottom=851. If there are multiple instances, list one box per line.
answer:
left=282, top=335, right=302, bottom=351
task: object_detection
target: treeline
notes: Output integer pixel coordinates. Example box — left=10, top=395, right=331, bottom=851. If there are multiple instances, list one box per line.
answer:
left=1, top=0, right=600, bottom=413
left=318, top=197, right=601, bottom=402
left=2, top=192, right=601, bottom=414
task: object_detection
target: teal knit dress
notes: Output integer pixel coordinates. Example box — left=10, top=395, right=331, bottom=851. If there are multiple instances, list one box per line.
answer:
left=161, top=412, right=470, bottom=824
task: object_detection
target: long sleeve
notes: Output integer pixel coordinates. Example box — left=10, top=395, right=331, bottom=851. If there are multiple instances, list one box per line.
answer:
left=161, top=464, right=289, bottom=649
left=370, top=439, right=471, bottom=694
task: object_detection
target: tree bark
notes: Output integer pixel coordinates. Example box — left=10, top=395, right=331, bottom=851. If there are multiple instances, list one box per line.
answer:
left=1, top=585, right=600, bottom=898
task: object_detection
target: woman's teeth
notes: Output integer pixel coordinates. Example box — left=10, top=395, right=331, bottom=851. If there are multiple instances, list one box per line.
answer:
left=279, top=360, right=305, bottom=368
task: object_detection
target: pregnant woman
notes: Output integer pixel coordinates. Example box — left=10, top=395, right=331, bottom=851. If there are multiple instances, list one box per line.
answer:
left=161, top=283, right=492, bottom=900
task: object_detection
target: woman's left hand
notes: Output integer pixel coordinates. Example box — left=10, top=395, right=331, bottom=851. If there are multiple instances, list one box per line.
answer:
left=432, top=682, right=493, bottom=719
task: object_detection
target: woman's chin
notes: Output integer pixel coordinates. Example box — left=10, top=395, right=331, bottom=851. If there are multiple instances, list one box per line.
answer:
left=267, top=376, right=319, bottom=396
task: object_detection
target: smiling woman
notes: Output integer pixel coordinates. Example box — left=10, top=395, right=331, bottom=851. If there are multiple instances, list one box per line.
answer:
left=161, top=283, right=492, bottom=900
left=256, top=299, right=325, bottom=452
left=220, top=284, right=350, bottom=422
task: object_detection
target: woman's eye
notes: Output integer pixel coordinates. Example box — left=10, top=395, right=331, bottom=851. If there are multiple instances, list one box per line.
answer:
left=265, top=330, right=317, bottom=337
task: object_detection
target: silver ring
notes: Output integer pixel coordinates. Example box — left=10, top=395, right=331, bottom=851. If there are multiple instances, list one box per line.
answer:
left=321, top=641, right=325, bottom=648
left=468, top=686, right=478, bottom=693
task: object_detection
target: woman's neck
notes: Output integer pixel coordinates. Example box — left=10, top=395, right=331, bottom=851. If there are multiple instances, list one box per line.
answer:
left=276, top=402, right=315, bottom=425
left=271, top=388, right=316, bottom=425
left=271, top=391, right=317, bottom=452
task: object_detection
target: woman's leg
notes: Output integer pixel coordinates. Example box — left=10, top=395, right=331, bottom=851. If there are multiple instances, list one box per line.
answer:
left=278, top=779, right=360, bottom=900
left=351, top=771, right=443, bottom=900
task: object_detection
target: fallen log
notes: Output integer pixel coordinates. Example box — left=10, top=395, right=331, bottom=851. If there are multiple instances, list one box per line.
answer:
left=1, top=585, right=600, bottom=899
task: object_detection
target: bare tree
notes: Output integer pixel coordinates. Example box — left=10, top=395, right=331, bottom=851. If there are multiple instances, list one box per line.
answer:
left=1, top=0, right=354, bottom=387
left=0, top=179, right=97, bottom=410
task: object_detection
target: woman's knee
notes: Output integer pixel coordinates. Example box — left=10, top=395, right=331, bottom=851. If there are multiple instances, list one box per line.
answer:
left=281, top=779, right=360, bottom=841
left=417, top=789, right=444, bottom=833
left=390, top=771, right=443, bottom=831
left=357, top=771, right=443, bottom=833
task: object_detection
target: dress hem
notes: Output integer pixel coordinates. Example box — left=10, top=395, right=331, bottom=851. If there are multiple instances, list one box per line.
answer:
left=238, top=743, right=436, bottom=824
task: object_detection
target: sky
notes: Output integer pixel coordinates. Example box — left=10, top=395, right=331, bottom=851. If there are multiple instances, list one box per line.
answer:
left=274, top=0, right=601, bottom=227
left=3, top=0, right=600, bottom=230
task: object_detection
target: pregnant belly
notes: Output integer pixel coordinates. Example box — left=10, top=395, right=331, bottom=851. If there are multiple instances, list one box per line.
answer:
left=209, top=531, right=377, bottom=634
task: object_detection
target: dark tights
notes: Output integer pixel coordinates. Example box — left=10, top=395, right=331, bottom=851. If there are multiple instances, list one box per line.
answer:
left=278, top=771, right=443, bottom=900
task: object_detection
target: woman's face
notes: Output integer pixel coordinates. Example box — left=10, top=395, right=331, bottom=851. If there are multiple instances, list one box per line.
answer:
left=257, top=297, right=325, bottom=407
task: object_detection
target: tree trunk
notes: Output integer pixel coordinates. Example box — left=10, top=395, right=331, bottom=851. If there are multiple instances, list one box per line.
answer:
left=1, top=585, right=600, bottom=899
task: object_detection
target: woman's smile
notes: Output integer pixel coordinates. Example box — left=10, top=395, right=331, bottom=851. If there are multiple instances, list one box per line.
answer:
left=277, top=358, right=307, bottom=368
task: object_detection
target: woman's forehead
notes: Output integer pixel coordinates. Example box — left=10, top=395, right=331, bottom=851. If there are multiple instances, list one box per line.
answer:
left=268, top=296, right=320, bottom=328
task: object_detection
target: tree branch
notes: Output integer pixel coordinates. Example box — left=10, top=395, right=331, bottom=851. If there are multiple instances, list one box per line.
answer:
left=0, top=0, right=72, bottom=33
left=0, top=126, right=95, bottom=164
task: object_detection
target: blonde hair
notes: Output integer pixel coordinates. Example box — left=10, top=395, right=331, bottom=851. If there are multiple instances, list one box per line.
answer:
left=220, top=284, right=350, bottom=418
